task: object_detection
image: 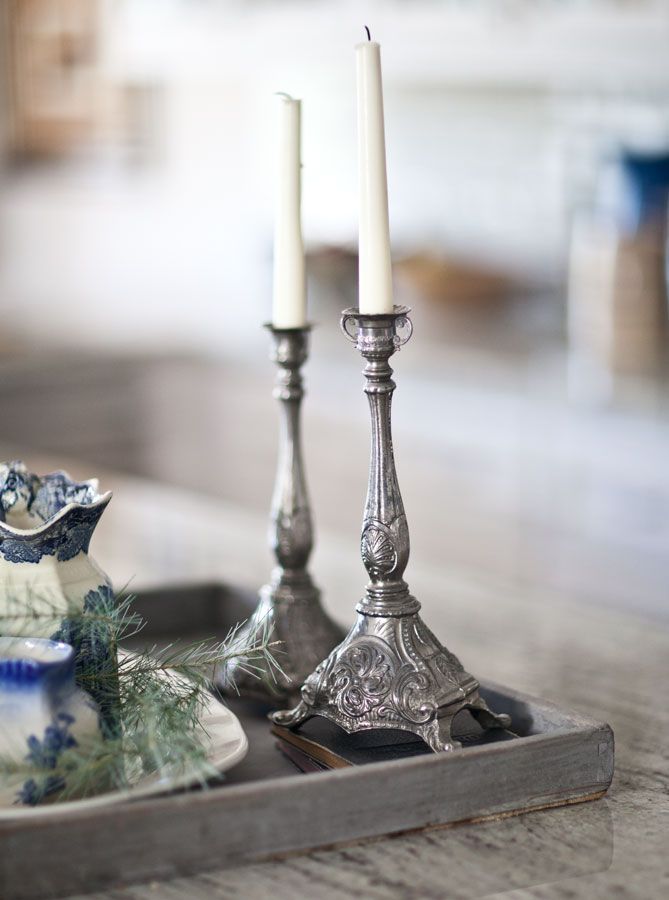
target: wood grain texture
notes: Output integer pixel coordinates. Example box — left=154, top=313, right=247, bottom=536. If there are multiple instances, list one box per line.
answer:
left=0, top=692, right=613, bottom=900
left=0, top=587, right=614, bottom=900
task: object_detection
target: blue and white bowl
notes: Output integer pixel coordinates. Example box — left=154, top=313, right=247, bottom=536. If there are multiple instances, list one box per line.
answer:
left=0, top=636, right=100, bottom=806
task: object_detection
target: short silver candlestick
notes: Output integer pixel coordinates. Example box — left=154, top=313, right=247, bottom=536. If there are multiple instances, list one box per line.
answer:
left=272, top=307, right=510, bottom=751
left=218, top=325, right=343, bottom=704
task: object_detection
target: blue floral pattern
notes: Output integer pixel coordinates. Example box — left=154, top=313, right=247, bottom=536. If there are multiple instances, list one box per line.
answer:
left=0, top=463, right=39, bottom=517
left=0, top=462, right=109, bottom=564
left=31, top=472, right=99, bottom=522
left=16, top=712, right=78, bottom=806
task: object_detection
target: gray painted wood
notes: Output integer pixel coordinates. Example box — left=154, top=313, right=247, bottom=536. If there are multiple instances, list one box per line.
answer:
left=0, top=585, right=613, bottom=900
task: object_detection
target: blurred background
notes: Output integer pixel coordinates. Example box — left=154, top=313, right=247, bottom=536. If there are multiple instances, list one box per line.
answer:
left=0, top=0, right=667, bottom=622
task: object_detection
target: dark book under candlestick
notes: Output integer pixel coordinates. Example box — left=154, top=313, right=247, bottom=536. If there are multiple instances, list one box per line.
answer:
left=272, top=712, right=517, bottom=771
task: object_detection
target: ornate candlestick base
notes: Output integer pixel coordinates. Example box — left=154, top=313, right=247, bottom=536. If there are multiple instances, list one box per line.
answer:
left=272, top=308, right=510, bottom=751
left=217, top=325, right=343, bottom=704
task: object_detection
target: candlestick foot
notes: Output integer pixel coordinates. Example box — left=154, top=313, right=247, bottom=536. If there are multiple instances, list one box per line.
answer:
left=217, top=577, right=345, bottom=705
left=270, top=608, right=510, bottom=750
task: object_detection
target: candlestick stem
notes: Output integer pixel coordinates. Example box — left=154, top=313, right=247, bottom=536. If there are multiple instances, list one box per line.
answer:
left=272, top=308, right=510, bottom=751
left=217, top=325, right=343, bottom=703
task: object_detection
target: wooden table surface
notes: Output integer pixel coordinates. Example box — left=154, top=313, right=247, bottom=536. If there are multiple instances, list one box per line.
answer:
left=20, top=463, right=658, bottom=900
left=1, top=347, right=667, bottom=899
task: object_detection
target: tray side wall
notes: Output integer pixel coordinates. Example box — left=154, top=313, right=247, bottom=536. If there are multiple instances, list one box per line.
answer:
left=1, top=721, right=614, bottom=900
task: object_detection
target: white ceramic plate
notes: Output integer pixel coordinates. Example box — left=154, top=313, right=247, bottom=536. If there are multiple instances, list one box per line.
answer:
left=0, top=670, right=248, bottom=820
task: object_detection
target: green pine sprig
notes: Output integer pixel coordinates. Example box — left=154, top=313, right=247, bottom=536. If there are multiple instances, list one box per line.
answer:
left=0, top=591, right=279, bottom=806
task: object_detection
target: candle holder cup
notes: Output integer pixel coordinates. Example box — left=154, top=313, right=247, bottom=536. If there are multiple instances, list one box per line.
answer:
left=217, top=324, right=344, bottom=704
left=272, top=307, right=510, bottom=751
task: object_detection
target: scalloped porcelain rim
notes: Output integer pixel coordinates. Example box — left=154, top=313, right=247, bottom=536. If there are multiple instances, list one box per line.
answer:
left=0, top=474, right=112, bottom=539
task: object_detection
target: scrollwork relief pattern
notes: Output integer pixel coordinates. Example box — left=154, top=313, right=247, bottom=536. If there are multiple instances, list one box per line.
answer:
left=303, top=636, right=444, bottom=728
left=392, top=665, right=437, bottom=725
left=326, top=643, right=393, bottom=718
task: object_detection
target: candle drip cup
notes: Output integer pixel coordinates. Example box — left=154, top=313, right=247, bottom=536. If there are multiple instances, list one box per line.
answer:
left=217, top=325, right=344, bottom=705
left=272, top=307, right=511, bottom=751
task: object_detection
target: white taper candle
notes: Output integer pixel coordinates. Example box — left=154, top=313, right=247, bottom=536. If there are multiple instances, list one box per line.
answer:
left=272, top=93, right=307, bottom=328
left=356, top=34, right=394, bottom=314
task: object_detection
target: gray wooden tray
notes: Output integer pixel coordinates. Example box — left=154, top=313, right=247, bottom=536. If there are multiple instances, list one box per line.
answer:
left=0, top=582, right=614, bottom=900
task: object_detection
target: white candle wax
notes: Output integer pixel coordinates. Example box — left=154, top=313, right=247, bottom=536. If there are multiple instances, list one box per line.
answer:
left=356, top=38, right=394, bottom=315
left=272, top=94, right=307, bottom=328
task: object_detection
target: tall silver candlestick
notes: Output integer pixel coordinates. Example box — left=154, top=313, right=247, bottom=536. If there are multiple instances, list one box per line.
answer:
left=272, top=307, right=510, bottom=751
left=219, top=325, right=343, bottom=704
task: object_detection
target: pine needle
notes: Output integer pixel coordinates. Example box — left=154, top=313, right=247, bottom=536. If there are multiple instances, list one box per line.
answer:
left=0, top=590, right=277, bottom=807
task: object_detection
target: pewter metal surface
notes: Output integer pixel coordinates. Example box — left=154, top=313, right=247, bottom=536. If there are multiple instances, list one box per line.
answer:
left=218, top=326, right=342, bottom=703
left=272, top=309, right=510, bottom=750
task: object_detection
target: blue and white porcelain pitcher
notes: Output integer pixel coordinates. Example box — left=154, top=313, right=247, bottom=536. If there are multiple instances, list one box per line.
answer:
left=0, top=462, right=117, bottom=732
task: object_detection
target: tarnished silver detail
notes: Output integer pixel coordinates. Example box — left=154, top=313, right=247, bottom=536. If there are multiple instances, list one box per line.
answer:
left=218, top=325, right=343, bottom=704
left=272, top=307, right=511, bottom=750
